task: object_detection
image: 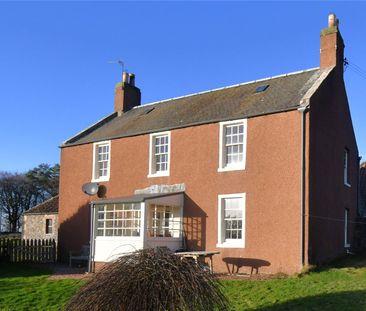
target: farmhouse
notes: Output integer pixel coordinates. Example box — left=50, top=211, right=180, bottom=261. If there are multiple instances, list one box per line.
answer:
left=58, top=14, right=358, bottom=274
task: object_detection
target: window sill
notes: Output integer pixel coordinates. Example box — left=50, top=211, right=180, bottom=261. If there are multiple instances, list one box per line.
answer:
left=147, top=236, right=181, bottom=241
left=216, top=242, right=245, bottom=249
left=95, top=236, right=142, bottom=240
left=147, top=172, right=169, bottom=178
left=91, top=177, right=110, bottom=183
left=218, top=166, right=245, bottom=173
left=344, top=183, right=351, bottom=188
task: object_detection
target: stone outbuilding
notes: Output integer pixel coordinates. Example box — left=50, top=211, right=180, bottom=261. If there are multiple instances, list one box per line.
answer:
left=22, top=195, right=59, bottom=241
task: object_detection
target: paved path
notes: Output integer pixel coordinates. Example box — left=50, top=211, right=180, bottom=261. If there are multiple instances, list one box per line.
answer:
left=35, top=263, right=90, bottom=280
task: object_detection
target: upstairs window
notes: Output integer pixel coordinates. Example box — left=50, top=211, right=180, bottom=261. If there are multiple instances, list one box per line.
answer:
left=344, top=148, right=351, bottom=187
left=45, top=219, right=53, bottom=234
left=149, top=131, right=170, bottom=177
left=92, top=141, right=111, bottom=181
left=218, top=119, right=247, bottom=171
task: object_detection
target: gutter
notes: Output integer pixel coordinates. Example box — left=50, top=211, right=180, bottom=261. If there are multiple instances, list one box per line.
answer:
left=298, top=104, right=309, bottom=269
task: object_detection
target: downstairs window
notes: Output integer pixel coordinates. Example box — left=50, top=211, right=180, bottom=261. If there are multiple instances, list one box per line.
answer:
left=95, top=203, right=141, bottom=237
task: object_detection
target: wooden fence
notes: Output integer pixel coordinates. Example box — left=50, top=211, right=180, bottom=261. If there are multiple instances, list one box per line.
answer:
left=0, top=238, right=56, bottom=263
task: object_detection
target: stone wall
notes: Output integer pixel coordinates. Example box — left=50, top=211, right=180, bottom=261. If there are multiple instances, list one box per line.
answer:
left=22, top=213, right=58, bottom=241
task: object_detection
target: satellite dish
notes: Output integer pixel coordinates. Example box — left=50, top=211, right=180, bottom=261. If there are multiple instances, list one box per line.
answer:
left=82, top=182, right=99, bottom=196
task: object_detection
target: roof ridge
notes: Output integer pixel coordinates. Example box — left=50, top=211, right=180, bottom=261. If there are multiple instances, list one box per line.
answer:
left=24, top=195, right=59, bottom=214
left=136, top=67, right=320, bottom=109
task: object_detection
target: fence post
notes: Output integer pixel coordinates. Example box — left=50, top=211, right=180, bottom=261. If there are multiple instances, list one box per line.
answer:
left=52, top=239, right=56, bottom=262
left=21, top=239, right=24, bottom=262
left=8, top=239, right=12, bottom=262
left=47, top=239, right=50, bottom=262
left=32, top=239, right=36, bottom=263
left=37, top=239, right=41, bottom=263
left=14, top=239, right=18, bottom=263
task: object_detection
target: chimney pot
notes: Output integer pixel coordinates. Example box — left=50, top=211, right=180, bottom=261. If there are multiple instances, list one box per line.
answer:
left=122, top=71, right=129, bottom=84
left=328, top=13, right=339, bottom=28
left=129, top=73, right=135, bottom=86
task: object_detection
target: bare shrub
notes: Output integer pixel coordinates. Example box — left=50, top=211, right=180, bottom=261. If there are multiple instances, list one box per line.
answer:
left=66, top=248, right=228, bottom=311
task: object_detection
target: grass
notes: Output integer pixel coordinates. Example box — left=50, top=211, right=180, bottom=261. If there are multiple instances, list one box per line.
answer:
left=1, top=255, right=366, bottom=310
left=0, top=264, right=85, bottom=311
left=223, top=255, right=366, bottom=310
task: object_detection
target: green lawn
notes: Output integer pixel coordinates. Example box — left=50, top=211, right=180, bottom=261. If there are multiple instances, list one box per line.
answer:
left=1, top=256, right=366, bottom=310
left=0, top=264, right=85, bottom=311
left=224, top=255, right=366, bottom=311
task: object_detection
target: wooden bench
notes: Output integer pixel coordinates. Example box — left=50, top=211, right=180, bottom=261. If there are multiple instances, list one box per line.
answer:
left=69, top=245, right=90, bottom=267
left=174, top=251, right=220, bottom=273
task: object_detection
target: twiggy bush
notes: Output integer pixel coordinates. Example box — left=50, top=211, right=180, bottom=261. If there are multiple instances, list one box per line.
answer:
left=66, top=248, right=228, bottom=311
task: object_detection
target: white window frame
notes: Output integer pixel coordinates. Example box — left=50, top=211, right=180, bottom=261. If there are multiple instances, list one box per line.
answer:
left=344, top=148, right=351, bottom=187
left=344, top=208, right=350, bottom=248
left=147, top=204, right=181, bottom=239
left=217, top=193, right=246, bottom=248
left=148, top=131, right=171, bottom=178
left=92, top=140, right=111, bottom=182
left=45, top=218, right=53, bottom=235
left=95, top=203, right=142, bottom=238
left=218, top=119, right=247, bottom=172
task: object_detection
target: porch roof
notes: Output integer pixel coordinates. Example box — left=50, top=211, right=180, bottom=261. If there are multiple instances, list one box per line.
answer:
left=92, top=191, right=184, bottom=205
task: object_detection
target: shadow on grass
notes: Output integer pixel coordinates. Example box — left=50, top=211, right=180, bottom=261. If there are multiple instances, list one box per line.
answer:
left=310, top=253, right=366, bottom=274
left=330, top=253, right=366, bottom=269
left=255, top=290, right=366, bottom=311
left=0, top=263, right=51, bottom=278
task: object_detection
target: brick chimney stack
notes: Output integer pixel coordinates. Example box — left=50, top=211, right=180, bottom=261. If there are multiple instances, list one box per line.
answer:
left=114, top=72, right=141, bottom=114
left=320, top=13, right=345, bottom=72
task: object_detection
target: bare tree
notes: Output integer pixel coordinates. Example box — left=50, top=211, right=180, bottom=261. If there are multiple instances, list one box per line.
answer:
left=0, top=172, right=37, bottom=232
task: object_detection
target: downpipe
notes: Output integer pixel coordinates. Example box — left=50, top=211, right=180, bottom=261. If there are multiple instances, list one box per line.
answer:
left=89, top=203, right=96, bottom=273
left=298, top=105, right=309, bottom=269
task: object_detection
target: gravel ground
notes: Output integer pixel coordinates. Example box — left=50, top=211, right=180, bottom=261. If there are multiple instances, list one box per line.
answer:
left=31, top=263, right=90, bottom=280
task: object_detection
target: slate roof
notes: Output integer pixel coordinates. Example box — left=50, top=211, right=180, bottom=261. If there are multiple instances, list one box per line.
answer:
left=63, top=67, right=330, bottom=147
left=24, top=196, right=59, bottom=215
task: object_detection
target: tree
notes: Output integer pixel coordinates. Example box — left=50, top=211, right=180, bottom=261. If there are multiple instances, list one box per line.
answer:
left=0, top=172, right=37, bottom=232
left=0, top=163, right=60, bottom=232
left=26, top=163, right=60, bottom=204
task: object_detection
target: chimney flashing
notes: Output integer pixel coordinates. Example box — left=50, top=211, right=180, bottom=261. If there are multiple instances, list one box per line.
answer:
left=320, top=26, right=339, bottom=37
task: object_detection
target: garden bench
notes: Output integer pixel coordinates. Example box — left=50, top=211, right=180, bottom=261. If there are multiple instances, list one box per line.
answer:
left=69, top=245, right=89, bottom=267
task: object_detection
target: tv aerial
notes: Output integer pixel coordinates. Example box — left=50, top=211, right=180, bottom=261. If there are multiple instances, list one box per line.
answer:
left=108, top=59, right=125, bottom=74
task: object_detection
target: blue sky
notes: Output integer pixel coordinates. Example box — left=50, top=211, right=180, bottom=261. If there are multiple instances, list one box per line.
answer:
left=0, top=1, right=365, bottom=172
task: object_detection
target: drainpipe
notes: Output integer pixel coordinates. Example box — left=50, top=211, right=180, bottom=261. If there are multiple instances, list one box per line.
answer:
left=88, top=203, right=96, bottom=273
left=357, top=156, right=362, bottom=216
left=298, top=104, right=309, bottom=269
